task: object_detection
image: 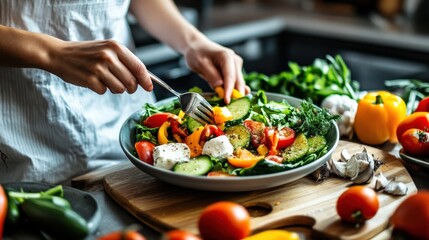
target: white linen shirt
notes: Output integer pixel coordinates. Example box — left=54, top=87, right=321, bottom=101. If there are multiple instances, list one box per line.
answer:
left=0, top=0, right=156, bottom=183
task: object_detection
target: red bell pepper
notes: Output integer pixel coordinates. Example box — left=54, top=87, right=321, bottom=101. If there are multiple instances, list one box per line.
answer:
left=415, top=97, right=429, bottom=112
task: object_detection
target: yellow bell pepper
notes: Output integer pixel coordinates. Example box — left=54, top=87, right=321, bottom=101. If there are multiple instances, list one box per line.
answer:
left=227, top=148, right=264, bottom=168
left=214, top=86, right=243, bottom=100
left=213, top=106, right=233, bottom=125
left=354, top=91, right=406, bottom=145
left=185, top=126, right=204, bottom=158
left=158, top=121, right=170, bottom=145
left=243, top=230, right=300, bottom=240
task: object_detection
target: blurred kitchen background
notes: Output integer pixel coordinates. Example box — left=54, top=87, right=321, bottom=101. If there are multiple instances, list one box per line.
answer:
left=128, top=0, right=429, bottom=100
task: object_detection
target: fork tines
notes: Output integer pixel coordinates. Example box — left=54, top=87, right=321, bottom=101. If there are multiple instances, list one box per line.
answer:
left=189, top=96, right=214, bottom=125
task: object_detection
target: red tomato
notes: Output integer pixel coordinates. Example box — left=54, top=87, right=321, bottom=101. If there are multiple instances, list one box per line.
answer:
left=415, top=97, right=429, bottom=112
left=276, top=127, right=295, bottom=149
left=396, top=112, right=429, bottom=141
left=391, top=190, right=429, bottom=239
left=198, top=201, right=251, bottom=240
left=400, top=128, right=429, bottom=157
left=143, top=113, right=173, bottom=128
left=134, top=140, right=156, bottom=165
left=244, top=120, right=266, bottom=148
left=336, top=186, right=379, bottom=225
left=97, top=230, right=146, bottom=240
left=264, top=127, right=279, bottom=155
left=162, top=229, right=201, bottom=240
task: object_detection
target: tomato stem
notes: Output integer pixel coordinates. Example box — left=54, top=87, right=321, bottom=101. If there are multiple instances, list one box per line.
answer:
left=351, top=210, right=364, bottom=227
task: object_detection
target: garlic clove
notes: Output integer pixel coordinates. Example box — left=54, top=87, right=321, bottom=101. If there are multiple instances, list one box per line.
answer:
left=340, top=149, right=351, bottom=162
left=374, top=172, right=388, bottom=191
left=345, top=156, right=360, bottom=179
left=351, top=160, right=374, bottom=184
left=384, top=180, right=408, bottom=196
left=329, top=158, right=347, bottom=178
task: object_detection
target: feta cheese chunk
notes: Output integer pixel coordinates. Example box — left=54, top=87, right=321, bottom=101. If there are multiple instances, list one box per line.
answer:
left=202, top=135, right=233, bottom=159
left=153, top=143, right=190, bottom=170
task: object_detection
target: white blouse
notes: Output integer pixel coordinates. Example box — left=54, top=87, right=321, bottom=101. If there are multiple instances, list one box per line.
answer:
left=0, top=0, right=156, bottom=183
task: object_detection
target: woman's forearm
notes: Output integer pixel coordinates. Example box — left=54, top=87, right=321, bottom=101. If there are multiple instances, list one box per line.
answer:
left=0, top=24, right=60, bottom=70
left=129, top=0, right=209, bottom=55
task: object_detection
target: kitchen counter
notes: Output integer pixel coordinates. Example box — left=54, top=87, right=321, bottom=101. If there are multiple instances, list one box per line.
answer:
left=69, top=140, right=429, bottom=240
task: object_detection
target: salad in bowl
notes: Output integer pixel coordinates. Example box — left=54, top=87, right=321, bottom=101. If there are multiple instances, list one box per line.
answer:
left=119, top=90, right=339, bottom=191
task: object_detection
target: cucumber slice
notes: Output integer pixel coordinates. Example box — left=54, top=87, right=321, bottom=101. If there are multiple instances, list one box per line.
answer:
left=173, top=155, right=213, bottom=176
left=185, top=116, right=204, bottom=133
left=224, top=125, right=251, bottom=150
left=307, top=135, right=327, bottom=154
left=281, top=133, right=309, bottom=163
left=226, top=97, right=251, bottom=121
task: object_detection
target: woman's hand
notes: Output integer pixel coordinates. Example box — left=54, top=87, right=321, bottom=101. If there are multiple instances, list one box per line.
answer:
left=47, top=39, right=153, bottom=94
left=184, top=39, right=250, bottom=104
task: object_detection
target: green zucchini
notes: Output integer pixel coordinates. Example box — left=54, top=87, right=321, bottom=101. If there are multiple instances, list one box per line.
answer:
left=307, top=135, right=327, bottom=154
left=224, top=125, right=250, bottom=150
left=173, top=155, right=213, bottom=176
left=281, top=133, right=309, bottom=163
left=226, top=97, right=251, bottom=121
left=185, top=116, right=204, bottom=133
left=20, top=198, right=89, bottom=240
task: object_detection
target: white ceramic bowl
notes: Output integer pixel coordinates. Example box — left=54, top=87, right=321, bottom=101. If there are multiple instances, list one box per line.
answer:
left=119, top=92, right=339, bottom=192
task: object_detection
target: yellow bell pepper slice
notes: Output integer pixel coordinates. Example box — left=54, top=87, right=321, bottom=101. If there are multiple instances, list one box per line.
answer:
left=185, top=126, right=204, bottom=158
left=213, top=106, right=233, bottom=125
left=227, top=148, right=264, bottom=168
left=157, top=121, right=170, bottom=145
left=214, top=86, right=243, bottom=100
left=243, top=230, right=300, bottom=240
left=354, top=91, right=406, bottom=145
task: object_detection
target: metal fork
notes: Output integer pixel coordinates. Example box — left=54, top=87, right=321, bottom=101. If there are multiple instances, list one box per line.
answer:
left=148, top=71, right=214, bottom=125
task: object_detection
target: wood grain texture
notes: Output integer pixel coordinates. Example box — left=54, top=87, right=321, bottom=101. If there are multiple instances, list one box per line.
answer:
left=103, top=140, right=417, bottom=239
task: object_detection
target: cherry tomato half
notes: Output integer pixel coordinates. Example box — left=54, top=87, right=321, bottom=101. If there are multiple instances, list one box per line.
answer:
left=244, top=120, right=265, bottom=148
left=391, top=190, right=429, bottom=239
left=198, top=201, right=251, bottom=240
left=143, top=113, right=174, bottom=128
left=134, top=140, right=156, bottom=165
left=162, top=229, right=201, bottom=240
left=336, top=186, right=379, bottom=225
left=276, top=127, right=295, bottom=150
left=399, top=128, right=429, bottom=157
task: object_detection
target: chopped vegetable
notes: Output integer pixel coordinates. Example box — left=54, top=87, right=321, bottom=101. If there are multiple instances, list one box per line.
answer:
left=354, top=91, right=407, bottom=145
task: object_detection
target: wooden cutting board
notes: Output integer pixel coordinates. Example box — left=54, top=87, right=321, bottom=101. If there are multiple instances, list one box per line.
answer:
left=103, top=140, right=417, bottom=239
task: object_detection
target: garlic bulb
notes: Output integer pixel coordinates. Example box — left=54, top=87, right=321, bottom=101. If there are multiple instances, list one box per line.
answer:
left=321, top=94, right=358, bottom=139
